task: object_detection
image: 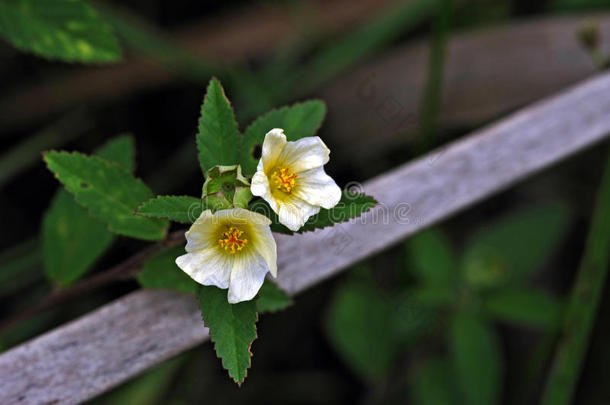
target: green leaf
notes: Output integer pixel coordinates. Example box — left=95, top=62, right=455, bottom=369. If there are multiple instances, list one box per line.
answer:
left=240, top=101, right=327, bottom=176
left=137, top=246, right=198, bottom=295
left=42, top=135, right=136, bottom=286
left=450, top=312, right=503, bottom=405
left=409, top=284, right=455, bottom=308
left=95, top=135, right=135, bottom=172
left=462, top=202, right=571, bottom=288
left=325, top=275, right=399, bottom=381
left=43, top=190, right=114, bottom=286
left=484, top=288, right=563, bottom=329
left=392, top=290, right=438, bottom=343
left=0, top=0, right=121, bottom=63
left=406, top=227, right=457, bottom=285
left=410, top=358, right=460, bottom=405
left=250, top=190, right=377, bottom=235
left=197, top=285, right=258, bottom=384
left=197, top=78, right=241, bottom=173
left=43, top=151, right=168, bottom=240
left=256, top=280, right=292, bottom=313
left=136, top=195, right=202, bottom=224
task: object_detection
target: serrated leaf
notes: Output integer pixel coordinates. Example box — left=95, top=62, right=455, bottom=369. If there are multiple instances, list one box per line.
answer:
left=197, top=285, right=258, bottom=384
left=137, top=246, right=198, bottom=295
left=406, top=227, right=457, bottom=286
left=256, top=280, right=292, bottom=313
left=42, top=135, right=136, bottom=286
left=197, top=78, right=241, bottom=173
left=484, top=288, right=563, bottom=329
left=136, top=195, right=202, bottom=224
left=250, top=190, right=376, bottom=235
left=95, top=135, right=135, bottom=172
left=325, top=275, right=399, bottom=381
left=0, top=0, right=121, bottom=63
left=44, top=151, right=168, bottom=240
left=240, top=101, right=327, bottom=176
left=410, top=358, right=460, bottom=405
left=462, top=202, right=571, bottom=287
left=42, top=190, right=114, bottom=286
left=450, top=312, right=503, bottom=405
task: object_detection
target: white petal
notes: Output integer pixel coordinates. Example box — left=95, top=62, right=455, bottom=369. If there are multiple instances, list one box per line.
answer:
left=175, top=248, right=231, bottom=289
left=278, top=197, right=320, bottom=231
left=183, top=210, right=216, bottom=252
left=228, top=253, right=269, bottom=303
left=251, top=224, right=277, bottom=277
left=214, top=207, right=272, bottom=226
left=250, top=171, right=269, bottom=197
left=278, top=136, right=330, bottom=173
left=294, top=166, right=342, bottom=209
left=261, top=128, right=287, bottom=171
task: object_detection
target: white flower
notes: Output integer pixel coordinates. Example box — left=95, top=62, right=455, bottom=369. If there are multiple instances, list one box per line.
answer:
left=250, top=128, right=342, bottom=231
left=176, top=208, right=277, bottom=303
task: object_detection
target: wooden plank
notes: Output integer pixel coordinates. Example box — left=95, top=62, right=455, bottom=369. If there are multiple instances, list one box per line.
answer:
left=2, top=72, right=610, bottom=404
left=323, top=13, right=610, bottom=160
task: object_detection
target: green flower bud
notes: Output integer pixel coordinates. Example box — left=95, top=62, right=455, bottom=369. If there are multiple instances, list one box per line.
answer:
left=202, top=165, right=253, bottom=212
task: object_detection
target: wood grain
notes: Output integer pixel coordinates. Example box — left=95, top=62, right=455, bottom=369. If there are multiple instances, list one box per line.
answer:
left=2, top=72, right=610, bottom=404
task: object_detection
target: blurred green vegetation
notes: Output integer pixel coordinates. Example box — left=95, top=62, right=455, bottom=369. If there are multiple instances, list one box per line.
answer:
left=326, top=203, right=569, bottom=405
left=1, top=0, right=610, bottom=403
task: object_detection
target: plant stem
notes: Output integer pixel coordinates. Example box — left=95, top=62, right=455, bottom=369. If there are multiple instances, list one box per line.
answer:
left=417, top=0, right=451, bottom=149
left=541, top=147, right=610, bottom=405
left=0, top=230, right=186, bottom=335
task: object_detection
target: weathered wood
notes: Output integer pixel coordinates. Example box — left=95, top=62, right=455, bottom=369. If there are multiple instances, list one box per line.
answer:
left=323, top=13, right=610, bottom=160
left=2, top=72, right=610, bottom=404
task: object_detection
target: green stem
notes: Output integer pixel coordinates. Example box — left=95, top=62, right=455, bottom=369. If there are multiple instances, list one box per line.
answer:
left=541, top=146, right=610, bottom=405
left=417, top=0, right=451, bottom=150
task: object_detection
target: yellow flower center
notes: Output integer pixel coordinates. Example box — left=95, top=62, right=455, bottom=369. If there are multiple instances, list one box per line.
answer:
left=218, top=226, right=248, bottom=254
left=271, top=167, right=298, bottom=194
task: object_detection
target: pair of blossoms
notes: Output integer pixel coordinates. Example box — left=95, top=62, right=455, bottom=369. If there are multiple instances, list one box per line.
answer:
left=176, top=129, right=342, bottom=303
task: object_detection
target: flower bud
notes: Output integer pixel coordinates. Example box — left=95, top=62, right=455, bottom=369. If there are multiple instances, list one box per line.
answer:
left=202, top=165, right=252, bottom=211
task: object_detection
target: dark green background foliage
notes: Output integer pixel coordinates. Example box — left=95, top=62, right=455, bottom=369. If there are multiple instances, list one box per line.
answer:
left=2, top=0, right=610, bottom=403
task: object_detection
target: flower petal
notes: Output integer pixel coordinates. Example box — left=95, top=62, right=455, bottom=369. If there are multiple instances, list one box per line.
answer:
left=251, top=224, right=277, bottom=277
left=184, top=210, right=216, bottom=252
left=260, top=128, right=287, bottom=171
left=228, top=253, right=269, bottom=303
left=213, top=207, right=272, bottom=227
left=294, top=166, right=342, bottom=209
left=278, top=197, right=320, bottom=231
left=250, top=171, right=269, bottom=197
left=175, top=247, right=231, bottom=289
left=250, top=171, right=279, bottom=213
left=278, top=136, right=330, bottom=173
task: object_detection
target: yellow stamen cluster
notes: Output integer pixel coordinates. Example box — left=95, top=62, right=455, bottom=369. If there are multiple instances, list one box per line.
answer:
left=218, top=226, right=248, bottom=254
left=271, top=167, right=298, bottom=194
